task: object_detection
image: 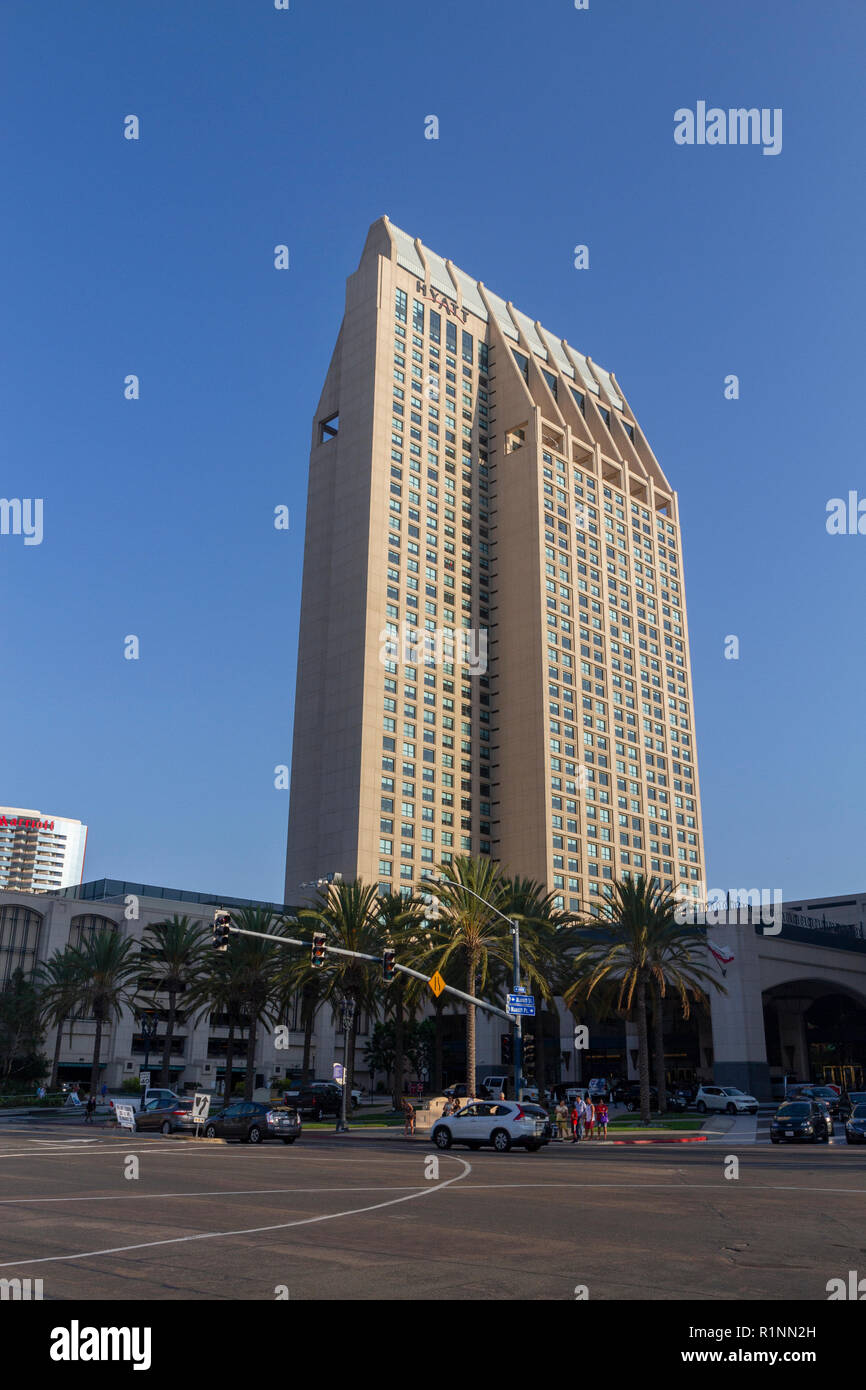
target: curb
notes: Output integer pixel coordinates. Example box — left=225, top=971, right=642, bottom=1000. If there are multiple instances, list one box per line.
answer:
left=612, top=1135, right=708, bottom=1145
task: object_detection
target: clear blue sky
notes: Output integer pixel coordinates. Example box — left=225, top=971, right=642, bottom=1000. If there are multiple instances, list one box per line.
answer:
left=2, top=0, right=863, bottom=904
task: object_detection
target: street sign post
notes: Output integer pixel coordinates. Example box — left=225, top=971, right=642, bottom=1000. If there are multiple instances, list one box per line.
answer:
left=191, top=1093, right=210, bottom=1135
left=428, top=971, right=445, bottom=998
left=507, top=993, right=536, bottom=1016
left=138, top=1071, right=151, bottom=1090
left=115, top=1102, right=136, bottom=1132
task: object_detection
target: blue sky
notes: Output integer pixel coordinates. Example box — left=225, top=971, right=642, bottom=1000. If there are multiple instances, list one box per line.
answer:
left=1, top=0, right=863, bottom=904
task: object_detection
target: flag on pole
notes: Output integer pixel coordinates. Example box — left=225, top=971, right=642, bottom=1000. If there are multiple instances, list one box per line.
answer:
left=707, top=940, right=735, bottom=976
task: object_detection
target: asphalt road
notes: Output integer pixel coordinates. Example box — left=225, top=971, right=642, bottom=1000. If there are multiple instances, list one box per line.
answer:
left=0, top=1119, right=863, bottom=1301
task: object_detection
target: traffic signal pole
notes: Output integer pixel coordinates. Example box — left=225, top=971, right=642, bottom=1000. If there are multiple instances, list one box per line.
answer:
left=512, top=917, right=523, bottom=1103
left=218, top=922, right=513, bottom=1021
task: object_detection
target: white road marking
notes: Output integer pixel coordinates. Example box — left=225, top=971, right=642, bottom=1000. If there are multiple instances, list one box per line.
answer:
left=0, top=1185, right=428, bottom=1205
left=0, top=1155, right=472, bottom=1270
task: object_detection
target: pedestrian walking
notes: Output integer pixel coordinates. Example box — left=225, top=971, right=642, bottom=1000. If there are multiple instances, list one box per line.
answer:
left=596, top=1099, right=608, bottom=1140
left=84, top=1094, right=96, bottom=1125
left=555, top=1099, right=569, bottom=1139
left=584, top=1094, right=595, bottom=1140
left=402, top=1097, right=416, bottom=1136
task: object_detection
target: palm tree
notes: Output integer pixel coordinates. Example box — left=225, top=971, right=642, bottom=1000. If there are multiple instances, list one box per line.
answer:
left=301, top=880, right=385, bottom=1099
left=427, top=857, right=515, bottom=1093
left=34, top=947, right=85, bottom=1091
left=230, top=909, right=285, bottom=1100
left=138, top=915, right=209, bottom=1086
left=198, top=939, right=248, bottom=1105
left=648, top=920, right=726, bottom=1114
left=564, top=876, right=677, bottom=1123
left=73, top=930, right=141, bottom=1098
left=377, top=892, right=425, bottom=1108
left=277, top=931, right=326, bottom=1085
left=401, top=916, right=462, bottom=1093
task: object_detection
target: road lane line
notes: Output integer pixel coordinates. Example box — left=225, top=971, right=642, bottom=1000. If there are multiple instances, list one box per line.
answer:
left=0, top=1155, right=472, bottom=1269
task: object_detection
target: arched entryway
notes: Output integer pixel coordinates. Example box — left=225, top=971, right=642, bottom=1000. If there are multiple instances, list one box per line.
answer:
left=763, top=980, right=866, bottom=1091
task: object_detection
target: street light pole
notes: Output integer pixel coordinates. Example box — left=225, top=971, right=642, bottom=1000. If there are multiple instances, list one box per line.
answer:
left=336, top=996, right=354, bottom=1134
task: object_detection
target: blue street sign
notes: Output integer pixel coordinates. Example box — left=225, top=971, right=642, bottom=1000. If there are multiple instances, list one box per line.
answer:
left=507, top=993, right=536, bottom=1016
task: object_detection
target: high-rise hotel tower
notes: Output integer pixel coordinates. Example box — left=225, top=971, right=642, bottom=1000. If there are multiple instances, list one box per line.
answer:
left=285, top=219, right=705, bottom=911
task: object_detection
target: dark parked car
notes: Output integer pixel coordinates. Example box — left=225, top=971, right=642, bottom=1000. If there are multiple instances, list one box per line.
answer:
left=788, top=1085, right=843, bottom=1117
left=133, top=1098, right=196, bottom=1134
left=838, top=1091, right=866, bottom=1121
left=622, top=1085, right=686, bottom=1113
left=770, top=1100, right=832, bottom=1144
left=443, top=1083, right=487, bottom=1101
left=203, top=1101, right=301, bottom=1144
left=283, top=1081, right=344, bottom=1120
left=845, top=1102, right=866, bottom=1145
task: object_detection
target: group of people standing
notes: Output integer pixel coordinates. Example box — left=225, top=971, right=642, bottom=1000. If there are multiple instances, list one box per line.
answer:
left=555, top=1094, right=609, bottom=1141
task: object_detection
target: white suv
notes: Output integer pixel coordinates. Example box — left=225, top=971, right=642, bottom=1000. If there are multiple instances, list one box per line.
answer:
left=695, top=1085, right=758, bottom=1115
left=431, top=1100, right=550, bottom=1153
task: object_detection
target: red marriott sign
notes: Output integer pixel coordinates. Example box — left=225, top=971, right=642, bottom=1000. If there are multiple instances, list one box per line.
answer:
left=0, top=816, right=56, bottom=830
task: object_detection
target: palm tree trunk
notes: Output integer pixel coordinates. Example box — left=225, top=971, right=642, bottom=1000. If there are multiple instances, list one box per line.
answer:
left=636, top=975, right=652, bottom=1124
left=433, top=999, right=444, bottom=1093
left=301, top=986, right=315, bottom=1084
left=652, top=980, right=667, bottom=1115
left=161, top=994, right=176, bottom=1087
left=532, top=1012, right=544, bottom=1088
left=89, top=1015, right=103, bottom=1098
left=391, top=984, right=405, bottom=1110
left=49, top=1017, right=65, bottom=1090
left=223, top=1023, right=235, bottom=1106
left=466, top=955, right=477, bottom=1094
left=244, top=1015, right=258, bottom=1100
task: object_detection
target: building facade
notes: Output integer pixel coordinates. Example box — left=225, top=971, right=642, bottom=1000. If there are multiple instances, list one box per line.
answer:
left=285, top=218, right=706, bottom=913
left=0, top=808, right=87, bottom=894
left=0, top=880, right=863, bottom=1100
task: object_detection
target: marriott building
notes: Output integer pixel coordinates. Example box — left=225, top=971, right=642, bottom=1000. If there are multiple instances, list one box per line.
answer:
left=285, top=218, right=706, bottom=912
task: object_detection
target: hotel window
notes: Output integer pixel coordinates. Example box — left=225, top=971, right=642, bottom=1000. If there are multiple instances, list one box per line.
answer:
left=512, top=349, right=529, bottom=382
left=479, top=341, right=488, bottom=373
left=462, top=331, right=473, bottom=364
left=395, top=288, right=407, bottom=322
left=0, top=905, right=43, bottom=986
left=446, top=321, right=457, bottom=354
left=412, top=300, right=424, bottom=333
left=430, top=310, right=441, bottom=344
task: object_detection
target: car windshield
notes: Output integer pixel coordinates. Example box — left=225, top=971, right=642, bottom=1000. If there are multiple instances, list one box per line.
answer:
left=777, top=1103, right=809, bottom=1117
left=520, top=1104, right=547, bottom=1117
left=722, top=1088, right=745, bottom=1096
left=851, top=1103, right=866, bottom=1118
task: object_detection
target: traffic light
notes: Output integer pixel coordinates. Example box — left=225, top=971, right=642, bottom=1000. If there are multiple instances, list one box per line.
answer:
left=382, top=948, right=397, bottom=983
left=311, top=932, right=327, bottom=968
left=212, top=911, right=231, bottom=953
left=500, top=1034, right=513, bottom=1066
left=522, top=1031, right=536, bottom=1078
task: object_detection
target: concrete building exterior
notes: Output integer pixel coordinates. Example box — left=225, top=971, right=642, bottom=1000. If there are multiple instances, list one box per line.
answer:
left=285, top=218, right=707, bottom=913
left=0, top=808, right=87, bottom=895
left=1, top=880, right=863, bottom=1101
